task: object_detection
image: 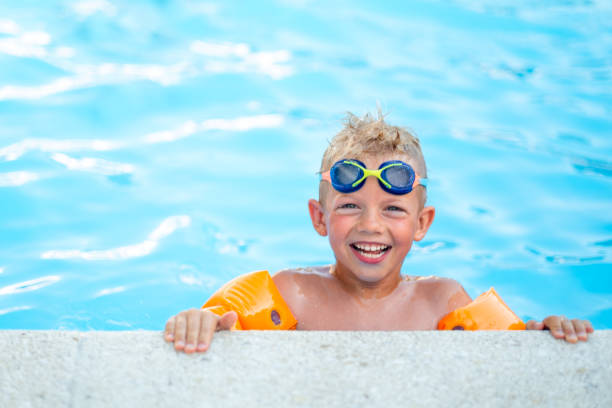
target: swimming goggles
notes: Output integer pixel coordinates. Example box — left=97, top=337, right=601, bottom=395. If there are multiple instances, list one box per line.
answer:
left=320, top=159, right=427, bottom=195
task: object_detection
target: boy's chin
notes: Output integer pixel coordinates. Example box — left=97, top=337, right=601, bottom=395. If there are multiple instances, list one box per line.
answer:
left=355, top=274, right=389, bottom=284
left=346, top=263, right=401, bottom=284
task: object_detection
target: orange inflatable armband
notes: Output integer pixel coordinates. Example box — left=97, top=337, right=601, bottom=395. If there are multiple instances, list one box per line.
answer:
left=202, top=270, right=298, bottom=331
left=438, top=287, right=526, bottom=331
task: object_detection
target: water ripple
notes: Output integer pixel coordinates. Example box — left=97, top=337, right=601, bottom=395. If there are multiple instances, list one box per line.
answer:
left=594, top=239, right=612, bottom=247
left=0, top=305, right=32, bottom=315
left=40, top=215, right=191, bottom=261
left=94, top=286, right=126, bottom=298
left=484, top=62, right=536, bottom=81
left=545, top=254, right=606, bottom=265
left=413, top=240, right=458, bottom=254
left=525, top=246, right=607, bottom=265
left=106, top=319, right=132, bottom=328
left=51, top=153, right=134, bottom=176
left=572, top=157, right=612, bottom=178
left=0, top=171, right=41, bottom=187
left=0, top=276, right=60, bottom=295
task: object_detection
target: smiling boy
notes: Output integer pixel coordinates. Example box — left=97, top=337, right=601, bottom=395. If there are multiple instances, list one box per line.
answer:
left=165, top=112, right=593, bottom=352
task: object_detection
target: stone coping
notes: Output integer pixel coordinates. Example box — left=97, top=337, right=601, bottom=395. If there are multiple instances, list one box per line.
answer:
left=1, top=330, right=611, bottom=407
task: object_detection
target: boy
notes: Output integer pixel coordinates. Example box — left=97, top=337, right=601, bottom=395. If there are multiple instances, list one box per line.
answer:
left=164, top=112, right=594, bottom=353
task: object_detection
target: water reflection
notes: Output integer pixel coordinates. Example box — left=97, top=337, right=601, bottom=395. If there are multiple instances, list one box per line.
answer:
left=40, top=215, right=191, bottom=261
left=525, top=246, right=607, bottom=265
left=94, top=286, right=126, bottom=298
left=0, top=305, right=32, bottom=315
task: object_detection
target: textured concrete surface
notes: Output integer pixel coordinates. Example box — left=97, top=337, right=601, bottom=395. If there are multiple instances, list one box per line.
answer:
left=1, top=330, right=611, bottom=408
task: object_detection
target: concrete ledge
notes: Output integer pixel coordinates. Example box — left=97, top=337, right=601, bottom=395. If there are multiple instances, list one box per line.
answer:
left=1, top=330, right=611, bottom=407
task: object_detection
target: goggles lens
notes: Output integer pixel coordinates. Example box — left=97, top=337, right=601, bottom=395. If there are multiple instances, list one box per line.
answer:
left=333, top=161, right=362, bottom=186
left=383, top=164, right=413, bottom=186
left=322, top=159, right=426, bottom=195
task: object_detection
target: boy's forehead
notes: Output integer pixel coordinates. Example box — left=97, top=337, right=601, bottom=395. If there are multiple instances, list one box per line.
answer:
left=357, top=153, right=415, bottom=167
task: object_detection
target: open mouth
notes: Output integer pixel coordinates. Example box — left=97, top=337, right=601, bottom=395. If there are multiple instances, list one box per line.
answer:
left=350, top=243, right=391, bottom=261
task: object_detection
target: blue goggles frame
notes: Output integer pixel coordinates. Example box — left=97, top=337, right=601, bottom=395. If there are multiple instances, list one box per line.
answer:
left=321, top=159, right=427, bottom=195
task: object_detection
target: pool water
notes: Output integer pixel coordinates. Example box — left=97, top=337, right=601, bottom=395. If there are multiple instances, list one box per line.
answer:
left=1, top=0, right=610, bottom=330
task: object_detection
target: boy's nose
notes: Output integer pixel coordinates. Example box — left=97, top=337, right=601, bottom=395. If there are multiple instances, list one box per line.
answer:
left=356, top=178, right=384, bottom=233
left=357, top=207, right=384, bottom=234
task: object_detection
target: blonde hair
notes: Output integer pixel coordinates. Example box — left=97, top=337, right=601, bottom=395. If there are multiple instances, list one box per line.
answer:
left=319, top=111, right=427, bottom=205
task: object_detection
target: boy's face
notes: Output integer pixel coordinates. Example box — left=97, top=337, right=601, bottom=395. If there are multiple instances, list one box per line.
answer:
left=309, top=154, right=435, bottom=286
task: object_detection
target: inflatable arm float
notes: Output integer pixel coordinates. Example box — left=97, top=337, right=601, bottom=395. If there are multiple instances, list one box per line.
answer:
left=202, top=270, right=523, bottom=331
left=202, top=270, right=297, bottom=331
left=438, top=287, right=526, bottom=330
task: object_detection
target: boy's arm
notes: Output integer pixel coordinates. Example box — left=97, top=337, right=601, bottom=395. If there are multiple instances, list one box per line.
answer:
left=525, top=316, right=594, bottom=343
left=164, top=309, right=237, bottom=353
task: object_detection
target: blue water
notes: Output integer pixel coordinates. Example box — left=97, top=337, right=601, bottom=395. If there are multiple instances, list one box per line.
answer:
left=1, top=1, right=610, bottom=330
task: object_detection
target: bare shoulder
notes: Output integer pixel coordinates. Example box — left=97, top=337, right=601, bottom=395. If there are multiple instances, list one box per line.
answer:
left=412, top=275, right=462, bottom=289
left=272, top=266, right=332, bottom=312
left=273, top=265, right=331, bottom=286
left=412, top=276, right=472, bottom=313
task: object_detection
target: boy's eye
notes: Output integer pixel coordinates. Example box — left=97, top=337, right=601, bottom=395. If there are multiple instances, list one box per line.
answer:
left=385, top=205, right=404, bottom=212
left=338, top=203, right=358, bottom=209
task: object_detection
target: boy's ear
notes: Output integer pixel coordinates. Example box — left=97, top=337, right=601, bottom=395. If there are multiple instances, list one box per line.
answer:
left=414, top=206, right=435, bottom=241
left=308, top=199, right=328, bottom=237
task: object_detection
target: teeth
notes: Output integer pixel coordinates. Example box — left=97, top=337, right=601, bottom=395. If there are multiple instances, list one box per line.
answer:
left=353, top=243, right=389, bottom=252
left=352, top=243, right=389, bottom=260
left=360, top=251, right=384, bottom=259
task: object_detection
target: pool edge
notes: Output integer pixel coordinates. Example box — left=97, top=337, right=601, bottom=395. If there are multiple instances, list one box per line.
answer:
left=2, top=330, right=611, bottom=407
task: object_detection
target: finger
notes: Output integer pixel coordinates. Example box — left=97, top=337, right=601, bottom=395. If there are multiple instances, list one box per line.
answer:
left=197, top=312, right=219, bottom=352
left=217, top=311, right=238, bottom=331
left=196, top=312, right=213, bottom=352
left=562, top=319, right=577, bottom=343
left=572, top=319, right=587, bottom=341
left=525, top=320, right=544, bottom=330
left=173, top=314, right=187, bottom=350
left=184, top=310, right=202, bottom=353
left=164, top=316, right=175, bottom=341
left=585, top=320, right=594, bottom=333
left=543, top=316, right=564, bottom=338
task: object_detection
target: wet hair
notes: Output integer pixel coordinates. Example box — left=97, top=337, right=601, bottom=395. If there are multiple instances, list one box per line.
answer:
left=319, top=110, right=427, bottom=206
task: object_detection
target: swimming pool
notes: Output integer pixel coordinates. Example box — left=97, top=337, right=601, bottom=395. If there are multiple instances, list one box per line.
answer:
left=1, top=0, right=610, bottom=330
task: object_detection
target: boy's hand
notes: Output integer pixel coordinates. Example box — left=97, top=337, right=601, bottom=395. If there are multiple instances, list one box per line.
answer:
left=526, top=316, right=594, bottom=343
left=164, top=309, right=238, bottom=353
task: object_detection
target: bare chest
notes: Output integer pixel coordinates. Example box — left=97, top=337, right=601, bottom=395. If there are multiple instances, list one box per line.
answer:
left=293, top=285, right=443, bottom=331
